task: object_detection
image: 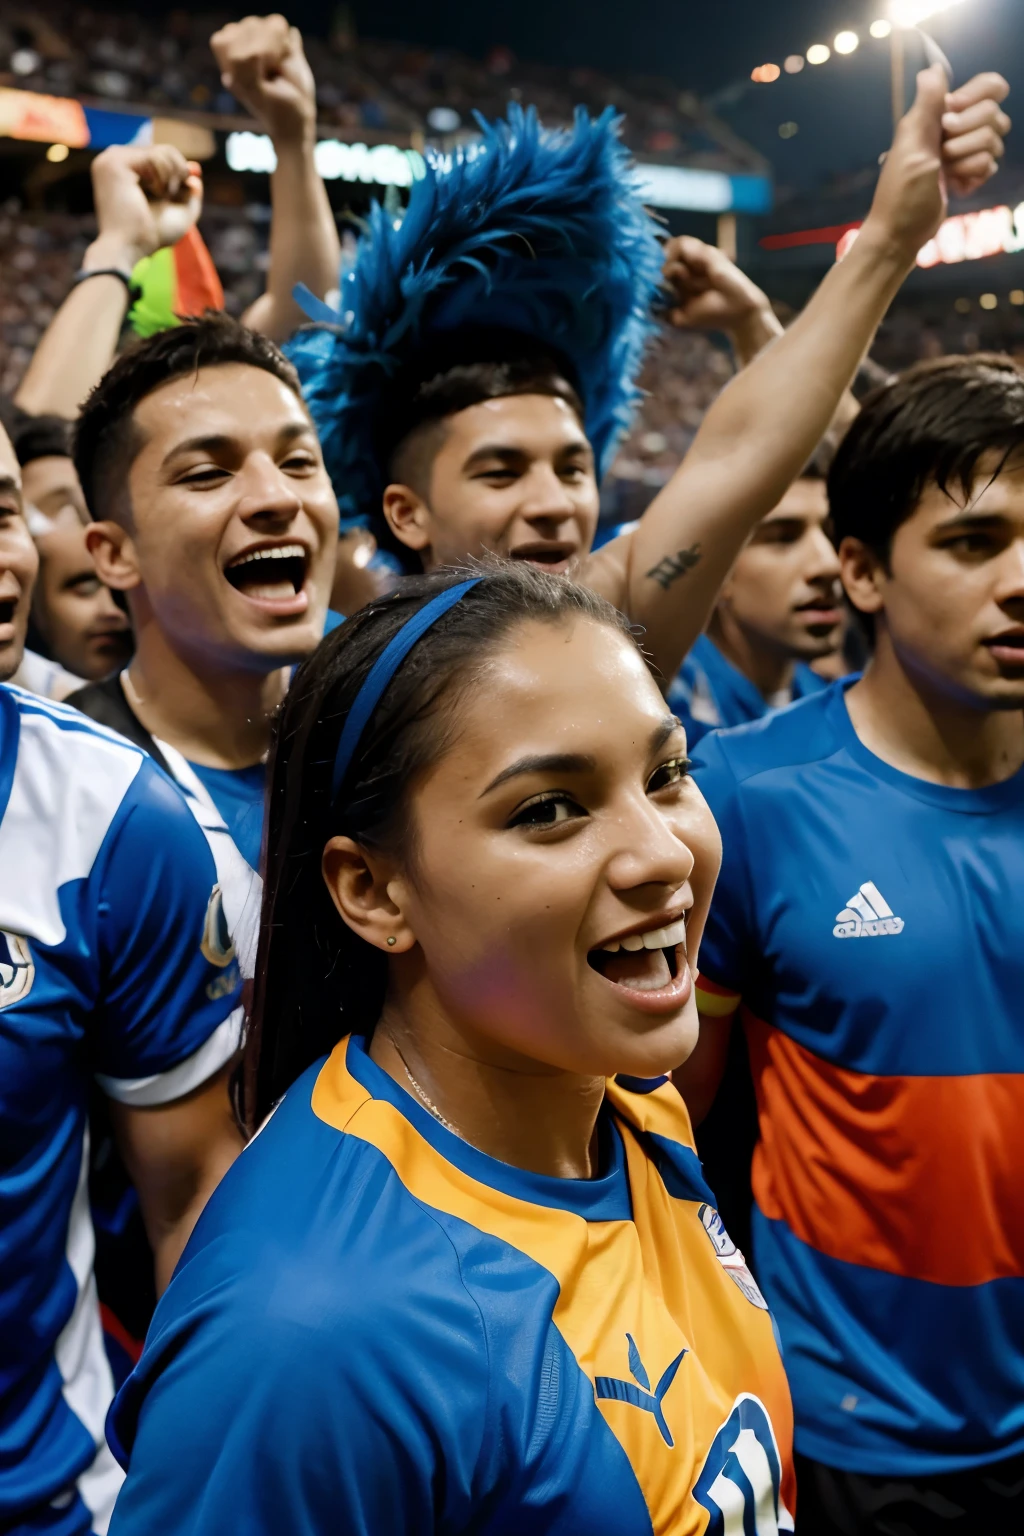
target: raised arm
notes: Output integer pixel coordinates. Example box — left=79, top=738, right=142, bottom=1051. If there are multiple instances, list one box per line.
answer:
left=14, top=146, right=202, bottom=419
left=213, top=15, right=341, bottom=342
left=587, top=68, right=1010, bottom=684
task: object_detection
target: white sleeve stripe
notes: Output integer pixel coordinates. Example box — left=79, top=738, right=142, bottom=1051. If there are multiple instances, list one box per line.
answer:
left=96, top=1008, right=244, bottom=1107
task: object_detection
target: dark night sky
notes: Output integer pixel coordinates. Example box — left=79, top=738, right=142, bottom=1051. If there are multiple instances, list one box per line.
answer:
left=328, top=0, right=1023, bottom=199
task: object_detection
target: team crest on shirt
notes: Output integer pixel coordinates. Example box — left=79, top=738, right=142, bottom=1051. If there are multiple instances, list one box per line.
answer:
left=0, top=930, right=34, bottom=1009
left=201, top=884, right=236, bottom=968
left=698, top=1203, right=768, bottom=1311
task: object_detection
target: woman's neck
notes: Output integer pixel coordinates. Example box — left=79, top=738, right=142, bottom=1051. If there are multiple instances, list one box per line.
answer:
left=124, top=612, right=290, bottom=770
left=370, top=990, right=607, bottom=1180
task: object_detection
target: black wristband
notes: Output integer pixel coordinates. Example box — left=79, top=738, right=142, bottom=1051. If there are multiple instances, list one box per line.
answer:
left=73, top=266, right=138, bottom=298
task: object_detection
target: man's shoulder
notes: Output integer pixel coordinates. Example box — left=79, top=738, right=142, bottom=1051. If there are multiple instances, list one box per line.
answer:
left=4, top=681, right=148, bottom=794
left=692, top=684, right=843, bottom=789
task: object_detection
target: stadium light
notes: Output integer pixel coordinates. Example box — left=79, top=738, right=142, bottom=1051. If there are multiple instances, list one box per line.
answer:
left=784, top=55, right=805, bottom=73
left=870, top=19, right=893, bottom=37
left=806, top=44, right=831, bottom=65
left=834, top=32, right=860, bottom=55
left=890, top=0, right=967, bottom=25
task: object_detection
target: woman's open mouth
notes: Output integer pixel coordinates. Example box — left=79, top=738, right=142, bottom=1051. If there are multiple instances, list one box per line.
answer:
left=587, top=916, right=692, bottom=1012
left=223, top=543, right=310, bottom=615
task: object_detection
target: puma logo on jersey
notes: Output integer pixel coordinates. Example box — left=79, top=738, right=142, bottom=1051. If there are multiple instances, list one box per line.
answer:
left=595, top=1333, right=687, bottom=1447
left=0, top=930, right=34, bottom=1009
left=833, top=881, right=904, bottom=939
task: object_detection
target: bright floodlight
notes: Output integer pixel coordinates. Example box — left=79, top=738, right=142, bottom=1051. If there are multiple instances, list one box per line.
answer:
left=784, top=54, right=806, bottom=73
left=807, top=43, right=831, bottom=65
left=834, top=31, right=860, bottom=54
left=890, top=0, right=967, bottom=26
left=870, top=18, right=893, bottom=36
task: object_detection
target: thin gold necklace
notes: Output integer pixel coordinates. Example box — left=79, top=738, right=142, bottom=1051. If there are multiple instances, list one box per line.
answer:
left=388, top=1036, right=464, bottom=1141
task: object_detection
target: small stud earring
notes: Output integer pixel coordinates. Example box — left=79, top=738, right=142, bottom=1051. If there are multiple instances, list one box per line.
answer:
left=386, top=935, right=397, bottom=946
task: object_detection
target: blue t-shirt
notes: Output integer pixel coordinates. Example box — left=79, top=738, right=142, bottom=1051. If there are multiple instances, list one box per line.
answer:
left=0, top=685, right=243, bottom=1534
left=668, top=634, right=826, bottom=749
left=691, top=680, right=1024, bottom=1478
left=187, top=762, right=265, bottom=875
left=108, top=1036, right=796, bottom=1534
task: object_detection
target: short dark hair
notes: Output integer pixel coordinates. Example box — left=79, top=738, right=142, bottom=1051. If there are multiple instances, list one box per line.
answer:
left=828, top=353, right=1024, bottom=560
left=383, top=329, right=583, bottom=470
left=72, top=312, right=304, bottom=522
left=246, top=559, right=632, bottom=1129
left=0, top=402, right=72, bottom=466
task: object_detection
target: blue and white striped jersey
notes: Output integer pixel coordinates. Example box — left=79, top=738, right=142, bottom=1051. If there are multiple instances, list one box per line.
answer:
left=0, top=684, right=243, bottom=1535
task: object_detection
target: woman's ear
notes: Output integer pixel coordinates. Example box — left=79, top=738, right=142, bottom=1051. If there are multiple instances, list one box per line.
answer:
left=322, top=836, right=416, bottom=954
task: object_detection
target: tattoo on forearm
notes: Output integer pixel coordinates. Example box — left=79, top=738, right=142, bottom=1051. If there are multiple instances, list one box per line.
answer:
left=646, top=543, right=702, bottom=590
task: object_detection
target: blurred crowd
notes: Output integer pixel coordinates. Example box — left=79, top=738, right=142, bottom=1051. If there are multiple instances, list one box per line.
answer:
left=0, top=1, right=759, bottom=163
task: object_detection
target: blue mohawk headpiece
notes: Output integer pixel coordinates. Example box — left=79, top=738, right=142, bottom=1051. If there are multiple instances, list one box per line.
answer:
left=287, top=104, right=663, bottom=564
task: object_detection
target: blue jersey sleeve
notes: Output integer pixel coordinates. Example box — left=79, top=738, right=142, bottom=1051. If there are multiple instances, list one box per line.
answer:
left=90, top=757, right=243, bottom=1103
left=107, top=1227, right=489, bottom=1536
left=691, top=733, right=757, bottom=996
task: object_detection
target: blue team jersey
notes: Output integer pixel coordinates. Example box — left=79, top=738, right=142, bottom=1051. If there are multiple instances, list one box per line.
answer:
left=668, top=635, right=826, bottom=749
left=186, top=761, right=265, bottom=875
left=108, top=1034, right=795, bottom=1534
left=0, top=685, right=244, bottom=1534
left=691, top=681, right=1024, bottom=1477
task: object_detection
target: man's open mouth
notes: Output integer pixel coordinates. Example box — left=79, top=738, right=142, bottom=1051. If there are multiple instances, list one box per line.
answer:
left=0, top=599, right=15, bottom=627
left=587, top=916, right=687, bottom=994
left=223, top=543, right=308, bottom=602
left=508, top=543, right=577, bottom=569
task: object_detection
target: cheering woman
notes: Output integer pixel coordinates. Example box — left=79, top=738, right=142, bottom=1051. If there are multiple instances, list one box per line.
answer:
left=107, top=564, right=794, bottom=1534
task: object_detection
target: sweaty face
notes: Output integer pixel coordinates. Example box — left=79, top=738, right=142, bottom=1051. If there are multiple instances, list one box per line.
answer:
left=32, top=510, right=133, bottom=681
left=125, top=363, right=339, bottom=672
left=722, top=478, right=843, bottom=661
left=397, top=617, right=721, bottom=1079
left=860, top=453, right=1024, bottom=709
left=405, top=394, right=600, bottom=574
left=0, top=428, right=36, bottom=682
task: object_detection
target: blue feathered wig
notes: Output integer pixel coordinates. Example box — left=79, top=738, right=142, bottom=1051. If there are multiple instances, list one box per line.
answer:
left=287, top=104, right=664, bottom=565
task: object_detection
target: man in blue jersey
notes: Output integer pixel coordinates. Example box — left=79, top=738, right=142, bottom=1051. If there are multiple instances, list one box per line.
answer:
left=0, top=417, right=245, bottom=1533
left=667, top=470, right=841, bottom=747
left=67, top=315, right=339, bottom=946
left=677, top=353, right=1024, bottom=1532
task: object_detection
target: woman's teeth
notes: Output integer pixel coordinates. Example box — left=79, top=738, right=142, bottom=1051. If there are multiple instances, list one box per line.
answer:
left=600, top=917, right=687, bottom=954
left=601, top=947, right=674, bottom=991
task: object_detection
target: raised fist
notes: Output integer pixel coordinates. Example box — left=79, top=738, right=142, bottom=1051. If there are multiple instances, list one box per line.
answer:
left=662, top=237, right=774, bottom=336
left=90, top=144, right=202, bottom=270
left=210, top=14, right=317, bottom=146
left=866, top=66, right=1010, bottom=259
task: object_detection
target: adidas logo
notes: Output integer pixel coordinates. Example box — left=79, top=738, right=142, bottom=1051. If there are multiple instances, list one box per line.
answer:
left=833, top=881, right=904, bottom=939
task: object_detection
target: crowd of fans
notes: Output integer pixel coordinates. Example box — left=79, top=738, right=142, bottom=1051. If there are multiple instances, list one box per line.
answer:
left=0, top=1, right=763, bottom=164
left=1, top=15, right=1023, bottom=1535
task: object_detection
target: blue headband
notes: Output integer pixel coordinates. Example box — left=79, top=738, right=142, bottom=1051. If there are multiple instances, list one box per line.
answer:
left=331, top=578, right=482, bottom=803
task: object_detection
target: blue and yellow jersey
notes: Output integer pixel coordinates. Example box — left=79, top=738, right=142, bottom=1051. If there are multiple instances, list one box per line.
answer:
left=108, top=1033, right=794, bottom=1534
left=691, top=681, right=1024, bottom=1478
